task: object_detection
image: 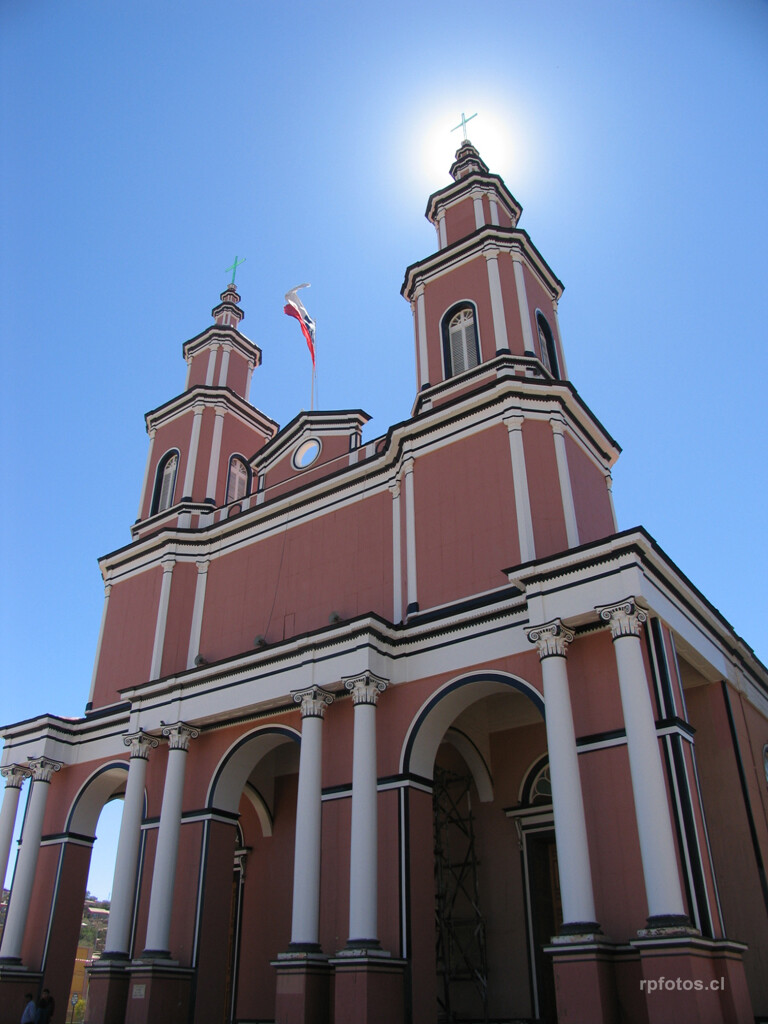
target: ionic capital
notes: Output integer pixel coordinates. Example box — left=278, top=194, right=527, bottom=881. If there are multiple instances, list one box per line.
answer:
left=123, top=731, right=160, bottom=760
left=343, top=672, right=389, bottom=707
left=527, top=619, right=574, bottom=659
left=596, top=597, right=648, bottom=639
left=1, top=764, right=32, bottom=790
left=549, top=413, right=566, bottom=436
left=162, top=722, right=199, bottom=751
left=27, top=757, right=62, bottom=784
left=293, top=685, right=335, bottom=719
left=195, top=558, right=211, bottom=575
left=401, top=456, right=415, bottom=479
left=160, top=555, right=176, bottom=573
left=503, top=407, right=524, bottom=433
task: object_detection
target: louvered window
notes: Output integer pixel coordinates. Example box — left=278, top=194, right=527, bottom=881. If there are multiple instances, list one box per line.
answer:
left=536, top=313, right=559, bottom=380
left=445, top=307, right=480, bottom=377
left=152, top=452, right=178, bottom=514
left=226, top=457, right=249, bottom=503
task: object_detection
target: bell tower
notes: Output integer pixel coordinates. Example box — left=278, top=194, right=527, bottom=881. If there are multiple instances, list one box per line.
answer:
left=133, top=283, right=278, bottom=539
left=403, top=138, right=566, bottom=397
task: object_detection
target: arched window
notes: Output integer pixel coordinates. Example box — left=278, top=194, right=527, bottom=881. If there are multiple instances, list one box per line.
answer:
left=226, top=456, right=250, bottom=503
left=442, top=304, right=480, bottom=378
left=536, top=313, right=560, bottom=380
left=151, top=451, right=179, bottom=515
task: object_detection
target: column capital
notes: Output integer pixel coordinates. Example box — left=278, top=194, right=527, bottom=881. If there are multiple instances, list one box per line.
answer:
left=162, top=722, right=199, bottom=751
left=293, top=685, right=335, bottom=719
left=195, top=558, right=211, bottom=575
left=503, top=406, right=524, bottom=432
left=160, top=555, right=176, bottom=573
left=343, top=672, right=388, bottom=706
left=549, top=413, right=566, bottom=435
left=401, top=455, right=415, bottom=478
left=1, top=764, right=32, bottom=789
left=527, top=619, right=574, bottom=659
left=27, top=757, right=62, bottom=783
left=596, top=597, right=648, bottom=639
left=123, top=731, right=160, bottom=760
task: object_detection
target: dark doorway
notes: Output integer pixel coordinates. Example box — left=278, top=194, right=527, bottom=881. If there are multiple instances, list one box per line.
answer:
left=525, top=830, right=561, bottom=1023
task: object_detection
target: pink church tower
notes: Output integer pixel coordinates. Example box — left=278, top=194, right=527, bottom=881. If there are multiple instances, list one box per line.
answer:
left=0, top=137, right=766, bottom=1024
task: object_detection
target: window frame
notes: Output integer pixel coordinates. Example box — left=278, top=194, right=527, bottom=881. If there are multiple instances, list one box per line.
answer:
left=535, top=311, right=560, bottom=380
left=150, top=449, right=180, bottom=516
left=441, top=301, right=481, bottom=379
left=225, top=454, right=251, bottom=504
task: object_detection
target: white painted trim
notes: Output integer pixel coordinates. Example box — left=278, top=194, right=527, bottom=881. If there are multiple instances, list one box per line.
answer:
left=403, top=459, right=418, bottom=613
left=550, top=416, right=579, bottom=548
left=416, top=290, right=429, bottom=389
left=504, top=409, right=536, bottom=563
left=204, top=344, right=219, bottom=386
left=512, top=256, right=536, bottom=354
left=391, top=481, right=403, bottom=623
left=87, top=582, right=112, bottom=708
left=205, top=407, right=226, bottom=502
left=473, top=190, right=484, bottom=230
left=218, top=344, right=232, bottom=388
left=485, top=247, right=509, bottom=352
left=149, top=558, right=175, bottom=680
left=186, top=560, right=210, bottom=669
left=182, top=407, right=204, bottom=498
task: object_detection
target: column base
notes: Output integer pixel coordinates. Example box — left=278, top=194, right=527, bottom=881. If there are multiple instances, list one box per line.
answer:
left=544, top=938, right=619, bottom=1024
left=329, top=953, right=406, bottom=1024
left=272, top=951, right=331, bottom=1024
left=629, top=935, right=753, bottom=1024
left=0, top=966, right=44, bottom=1024
left=551, top=920, right=604, bottom=943
left=122, top=961, right=194, bottom=1024
left=86, top=958, right=132, bottom=1024
left=637, top=913, right=698, bottom=938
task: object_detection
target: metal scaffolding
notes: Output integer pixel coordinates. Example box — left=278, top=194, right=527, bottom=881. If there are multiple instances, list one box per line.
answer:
left=433, top=766, right=489, bottom=1023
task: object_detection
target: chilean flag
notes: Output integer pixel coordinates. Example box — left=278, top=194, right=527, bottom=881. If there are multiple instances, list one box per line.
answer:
left=284, top=284, right=316, bottom=368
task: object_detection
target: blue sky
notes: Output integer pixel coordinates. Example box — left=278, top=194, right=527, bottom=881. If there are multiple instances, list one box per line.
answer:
left=2, top=0, right=766, bottom=898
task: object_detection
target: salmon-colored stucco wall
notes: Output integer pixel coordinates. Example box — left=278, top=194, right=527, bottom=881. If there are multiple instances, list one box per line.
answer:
left=565, top=434, right=614, bottom=543
left=94, top=568, right=160, bottom=706
left=199, top=489, right=392, bottom=657
left=523, top=418, right=568, bottom=558
left=567, top=631, right=624, bottom=738
left=497, top=252, right=525, bottom=355
left=413, top=425, right=518, bottom=610
left=444, top=197, right=477, bottom=246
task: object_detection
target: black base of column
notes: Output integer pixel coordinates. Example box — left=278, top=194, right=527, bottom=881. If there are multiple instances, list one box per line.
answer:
left=558, top=921, right=603, bottom=937
left=645, top=913, right=691, bottom=929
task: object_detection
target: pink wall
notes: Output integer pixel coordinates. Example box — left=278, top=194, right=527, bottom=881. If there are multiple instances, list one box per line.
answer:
left=94, top=568, right=160, bottom=706
left=524, top=418, right=568, bottom=557
left=565, top=435, right=615, bottom=543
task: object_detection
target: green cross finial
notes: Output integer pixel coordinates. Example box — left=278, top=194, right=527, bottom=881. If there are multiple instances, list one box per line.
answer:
left=451, top=111, right=477, bottom=141
left=225, top=256, right=246, bottom=284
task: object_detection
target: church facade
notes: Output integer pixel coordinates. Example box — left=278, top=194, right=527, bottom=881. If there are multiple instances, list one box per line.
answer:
left=1, top=141, right=767, bottom=1024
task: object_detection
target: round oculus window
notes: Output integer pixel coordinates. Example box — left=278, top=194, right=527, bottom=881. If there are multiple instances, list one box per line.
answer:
left=293, top=438, right=321, bottom=469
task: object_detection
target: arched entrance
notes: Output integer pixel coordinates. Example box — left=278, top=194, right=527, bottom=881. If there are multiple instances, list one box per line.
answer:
left=402, top=672, right=560, bottom=1023
left=198, top=725, right=300, bottom=1024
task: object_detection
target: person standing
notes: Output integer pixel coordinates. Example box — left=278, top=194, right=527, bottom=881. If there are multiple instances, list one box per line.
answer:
left=33, top=992, right=50, bottom=1024
left=20, top=994, right=35, bottom=1024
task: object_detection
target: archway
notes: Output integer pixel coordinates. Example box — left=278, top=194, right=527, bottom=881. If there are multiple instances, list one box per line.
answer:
left=197, top=726, right=300, bottom=1024
left=401, top=672, right=557, bottom=1023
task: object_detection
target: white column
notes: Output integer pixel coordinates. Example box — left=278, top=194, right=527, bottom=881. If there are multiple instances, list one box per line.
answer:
left=181, top=406, right=204, bottom=499
left=415, top=287, right=429, bottom=389
left=551, top=300, right=569, bottom=379
left=484, top=245, right=509, bottom=352
left=217, top=344, right=232, bottom=388
left=596, top=598, right=690, bottom=928
left=605, top=473, right=618, bottom=530
left=137, top=428, right=157, bottom=520
left=204, top=343, right=219, bottom=386
left=0, top=766, right=31, bottom=894
left=342, top=673, right=388, bottom=950
left=550, top=415, right=579, bottom=548
left=205, top=406, right=226, bottom=503
left=512, top=253, right=536, bottom=356
left=149, top=556, right=175, bottom=680
left=289, top=686, right=334, bottom=949
left=0, top=758, right=61, bottom=961
left=143, top=723, right=198, bottom=956
left=437, top=210, right=447, bottom=249
left=87, top=581, right=112, bottom=708
left=472, top=189, right=485, bottom=230
left=402, top=457, right=418, bottom=614
left=245, top=358, right=255, bottom=397
left=527, top=622, right=600, bottom=935
left=186, top=559, right=211, bottom=669
left=103, top=732, right=158, bottom=958
left=390, top=480, right=403, bottom=624
left=503, top=409, right=536, bottom=563
left=489, top=195, right=500, bottom=226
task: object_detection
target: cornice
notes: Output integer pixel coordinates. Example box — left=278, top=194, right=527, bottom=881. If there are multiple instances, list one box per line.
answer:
left=253, top=408, right=371, bottom=471
left=144, top=385, right=279, bottom=437
left=401, top=225, right=563, bottom=303
left=99, top=372, right=621, bottom=579
left=425, top=171, right=522, bottom=225
left=181, top=324, right=261, bottom=364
